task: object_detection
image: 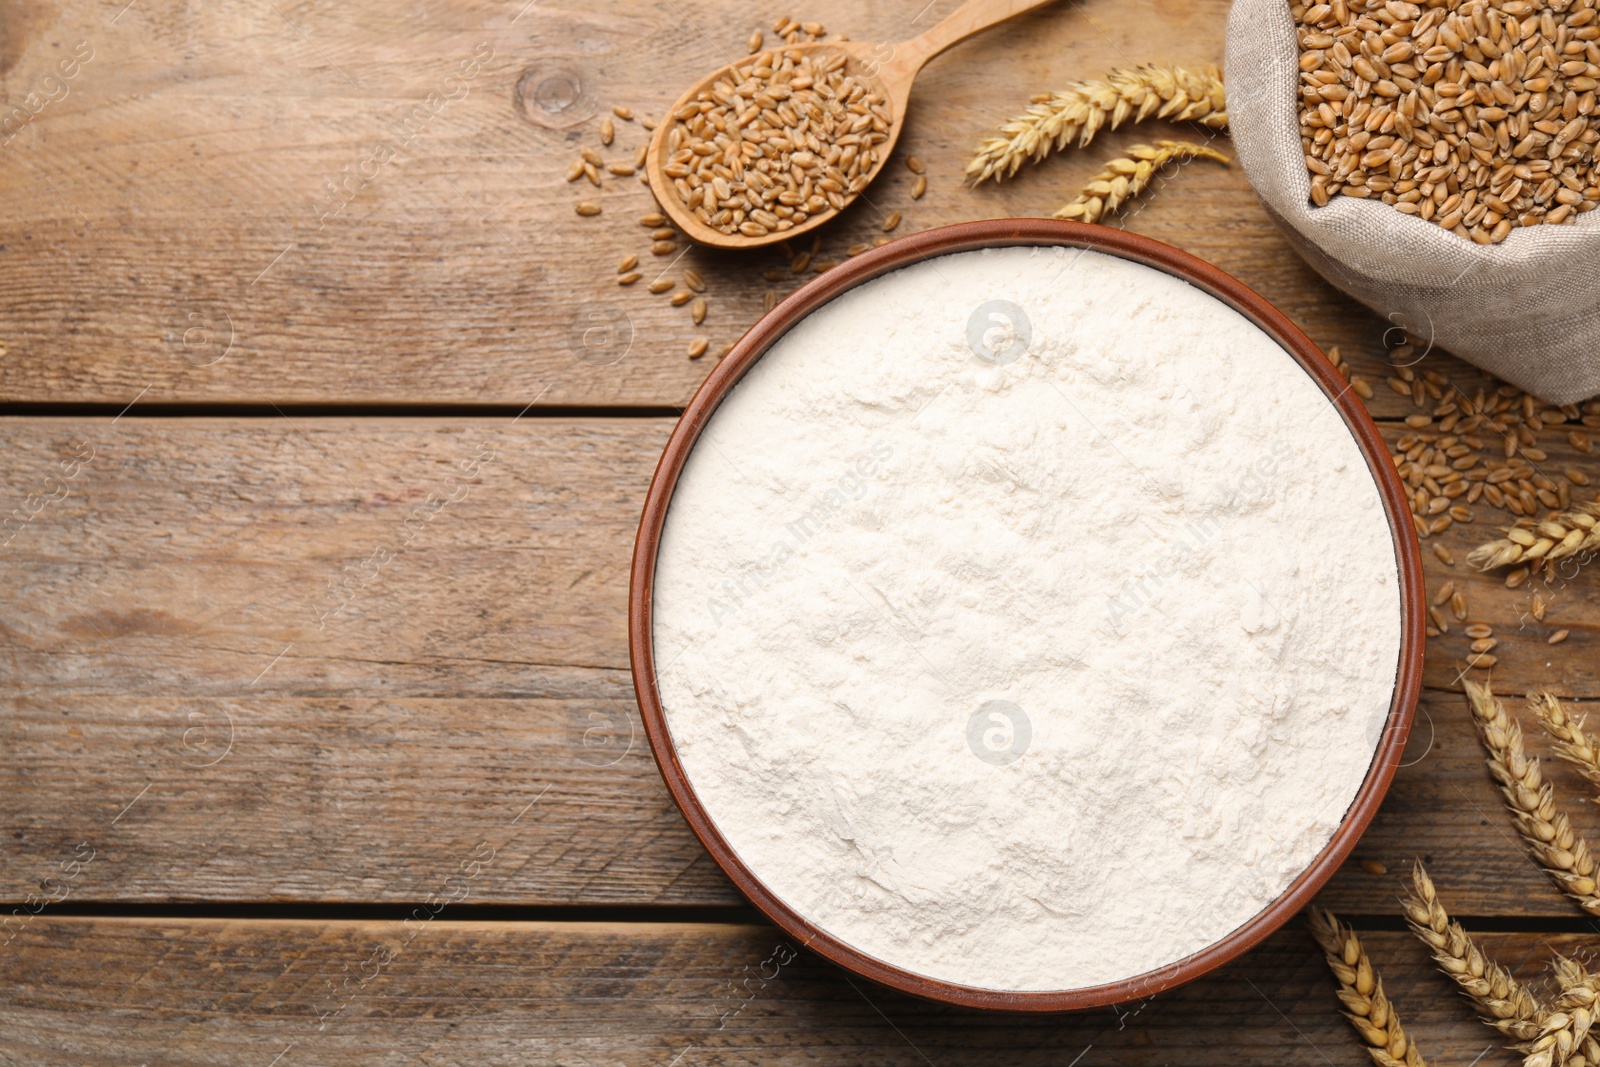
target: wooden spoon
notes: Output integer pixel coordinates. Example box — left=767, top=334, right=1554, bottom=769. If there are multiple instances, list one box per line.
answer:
left=646, top=0, right=1057, bottom=250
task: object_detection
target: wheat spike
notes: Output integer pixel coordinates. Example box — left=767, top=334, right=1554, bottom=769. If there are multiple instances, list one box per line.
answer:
left=965, top=64, right=1228, bottom=184
left=1467, top=503, right=1600, bottom=571
left=1466, top=680, right=1600, bottom=915
left=1052, top=140, right=1230, bottom=224
left=1534, top=691, right=1600, bottom=798
left=1521, top=972, right=1600, bottom=1067
left=1308, top=907, right=1427, bottom=1067
left=1551, top=957, right=1600, bottom=1067
left=1402, top=861, right=1545, bottom=1042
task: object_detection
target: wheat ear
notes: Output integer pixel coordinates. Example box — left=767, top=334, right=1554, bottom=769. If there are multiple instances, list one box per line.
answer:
left=1308, top=907, right=1428, bottom=1067
left=1052, top=140, right=1230, bottom=224
left=1550, top=957, right=1600, bottom=1067
left=1520, top=971, right=1600, bottom=1067
left=1466, top=680, right=1600, bottom=915
left=965, top=64, right=1228, bottom=184
left=1533, top=691, right=1600, bottom=798
left=1402, top=861, right=1545, bottom=1042
left=1467, top=503, right=1600, bottom=571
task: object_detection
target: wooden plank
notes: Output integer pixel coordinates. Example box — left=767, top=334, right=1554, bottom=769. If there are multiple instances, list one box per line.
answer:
left=0, top=415, right=729, bottom=906
left=4, top=417, right=1600, bottom=912
left=0, top=0, right=1486, bottom=410
left=0, top=917, right=1575, bottom=1065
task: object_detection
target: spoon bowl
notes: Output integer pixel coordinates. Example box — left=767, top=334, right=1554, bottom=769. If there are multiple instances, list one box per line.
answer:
left=646, top=0, right=1057, bottom=250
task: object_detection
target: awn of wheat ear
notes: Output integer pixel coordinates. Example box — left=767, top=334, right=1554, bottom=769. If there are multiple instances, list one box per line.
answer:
left=965, top=64, right=1228, bottom=184
left=1308, top=907, right=1427, bottom=1067
left=1053, top=141, right=1230, bottom=224
left=1465, top=680, right=1600, bottom=916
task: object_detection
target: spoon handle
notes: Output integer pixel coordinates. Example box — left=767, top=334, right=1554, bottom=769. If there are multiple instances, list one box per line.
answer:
left=891, top=0, right=1060, bottom=73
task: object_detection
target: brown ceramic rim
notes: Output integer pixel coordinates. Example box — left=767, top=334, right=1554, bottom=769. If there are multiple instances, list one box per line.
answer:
left=628, top=218, right=1425, bottom=1012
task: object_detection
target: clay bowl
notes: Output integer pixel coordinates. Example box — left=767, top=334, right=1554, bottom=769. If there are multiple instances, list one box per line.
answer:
left=628, top=217, right=1425, bottom=1012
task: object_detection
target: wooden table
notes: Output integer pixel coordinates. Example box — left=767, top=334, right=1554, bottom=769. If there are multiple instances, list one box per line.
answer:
left=3, top=0, right=1595, bottom=1062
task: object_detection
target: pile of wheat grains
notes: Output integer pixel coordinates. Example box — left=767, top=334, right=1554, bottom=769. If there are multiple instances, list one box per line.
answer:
left=1295, top=0, right=1600, bottom=243
left=657, top=47, right=891, bottom=237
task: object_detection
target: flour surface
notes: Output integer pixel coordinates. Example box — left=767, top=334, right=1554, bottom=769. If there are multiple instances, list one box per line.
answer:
left=652, top=246, right=1401, bottom=993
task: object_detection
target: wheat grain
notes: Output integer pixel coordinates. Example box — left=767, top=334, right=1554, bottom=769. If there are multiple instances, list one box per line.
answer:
left=1533, top=691, right=1600, bottom=798
left=1466, top=680, right=1600, bottom=916
left=1403, top=861, right=1545, bottom=1043
left=966, top=64, right=1228, bottom=184
left=1308, top=907, right=1428, bottom=1067
left=1053, top=141, right=1230, bottom=224
left=1468, top=504, right=1600, bottom=571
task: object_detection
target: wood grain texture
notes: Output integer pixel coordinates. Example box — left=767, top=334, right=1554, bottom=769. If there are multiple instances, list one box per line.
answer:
left=0, top=917, right=1577, bottom=1065
left=4, top=418, right=1600, bottom=914
left=0, top=0, right=1501, bottom=411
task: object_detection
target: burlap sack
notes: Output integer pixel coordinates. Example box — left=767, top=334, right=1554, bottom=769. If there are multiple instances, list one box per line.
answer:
left=1226, top=0, right=1600, bottom=405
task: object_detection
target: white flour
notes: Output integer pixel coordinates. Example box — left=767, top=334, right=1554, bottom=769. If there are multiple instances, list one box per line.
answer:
left=651, top=246, right=1401, bottom=993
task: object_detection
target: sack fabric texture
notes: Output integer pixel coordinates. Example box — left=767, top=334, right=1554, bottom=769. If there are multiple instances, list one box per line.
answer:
left=1226, top=0, right=1600, bottom=405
